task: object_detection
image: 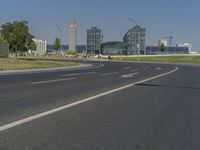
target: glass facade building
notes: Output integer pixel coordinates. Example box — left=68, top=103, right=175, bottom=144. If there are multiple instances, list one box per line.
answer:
left=123, top=26, right=146, bottom=55
left=87, top=27, right=103, bottom=54
left=146, top=46, right=190, bottom=55
left=101, top=42, right=128, bottom=55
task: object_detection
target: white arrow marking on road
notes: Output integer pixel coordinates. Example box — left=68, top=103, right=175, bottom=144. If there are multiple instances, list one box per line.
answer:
left=120, top=72, right=140, bottom=78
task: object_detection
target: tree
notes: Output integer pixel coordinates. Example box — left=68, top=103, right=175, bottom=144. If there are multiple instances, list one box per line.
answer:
left=1, top=20, right=35, bottom=55
left=27, top=40, right=36, bottom=51
left=160, top=43, right=166, bottom=54
left=0, top=36, right=8, bottom=44
left=53, top=38, right=61, bottom=53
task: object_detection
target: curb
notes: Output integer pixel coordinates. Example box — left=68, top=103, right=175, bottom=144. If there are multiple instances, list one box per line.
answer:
left=0, top=64, right=92, bottom=75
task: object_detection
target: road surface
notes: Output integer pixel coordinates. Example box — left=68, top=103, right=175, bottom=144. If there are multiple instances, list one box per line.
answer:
left=0, top=60, right=200, bottom=150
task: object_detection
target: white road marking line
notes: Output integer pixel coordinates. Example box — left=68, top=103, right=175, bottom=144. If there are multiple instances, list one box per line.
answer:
left=129, top=69, right=139, bottom=72
left=122, top=67, right=132, bottom=70
left=100, top=72, right=119, bottom=76
left=156, top=67, right=163, bottom=71
left=61, top=72, right=97, bottom=77
left=144, top=66, right=151, bottom=70
left=120, top=72, right=140, bottom=78
left=0, top=67, right=178, bottom=132
left=31, top=78, right=76, bottom=85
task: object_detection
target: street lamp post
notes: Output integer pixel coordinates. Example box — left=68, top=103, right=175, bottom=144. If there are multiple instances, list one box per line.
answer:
left=129, top=18, right=140, bottom=62
left=56, top=25, right=63, bottom=54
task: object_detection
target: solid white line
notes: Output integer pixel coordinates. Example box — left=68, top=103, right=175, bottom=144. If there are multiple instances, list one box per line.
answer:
left=0, top=66, right=178, bottom=132
left=61, top=72, right=97, bottom=77
left=129, top=69, right=139, bottom=72
left=144, top=66, right=151, bottom=70
left=100, top=72, right=119, bottom=76
left=31, top=78, right=76, bottom=85
left=122, top=67, right=132, bottom=70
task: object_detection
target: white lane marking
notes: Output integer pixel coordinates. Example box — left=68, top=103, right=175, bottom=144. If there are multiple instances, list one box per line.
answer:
left=120, top=73, right=140, bottom=78
left=129, top=69, right=139, bottom=72
left=156, top=67, right=163, bottom=71
left=144, top=66, right=151, bottom=70
left=100, top=72, right=119, bottom=76
left=122, top=67, right=132, bottom=70
left=31, top=78, right=76, bottom=85
left=0, top=67, right=178, bottom=132
left=61, top=72, right=97, bottom=77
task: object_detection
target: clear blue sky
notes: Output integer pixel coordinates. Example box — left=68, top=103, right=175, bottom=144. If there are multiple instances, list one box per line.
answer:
left=0, top=0, right=200, bottom=51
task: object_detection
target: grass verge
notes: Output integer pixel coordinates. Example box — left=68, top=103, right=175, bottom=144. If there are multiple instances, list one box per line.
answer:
left=113, top=56, right=200, bottom=64
left=0, top=58, right=79, bottom=71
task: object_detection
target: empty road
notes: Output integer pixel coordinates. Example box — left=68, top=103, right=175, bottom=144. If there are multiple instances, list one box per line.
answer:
left=0, top=60, right=200, bottom=150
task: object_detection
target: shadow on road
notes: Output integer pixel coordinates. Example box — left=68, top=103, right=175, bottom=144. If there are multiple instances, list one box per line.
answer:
left=136, top=83, right=200, bottom=90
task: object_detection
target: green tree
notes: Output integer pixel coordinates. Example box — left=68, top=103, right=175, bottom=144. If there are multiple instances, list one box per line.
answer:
left=1, top=20, right=35, bottom=55
left=0, top=36, right=8, bottom=44
left=160, top=43, right=166, bottom=54
left=53, top=38, right=61, bottom=53
left=27, top=40, right=36, bottom=51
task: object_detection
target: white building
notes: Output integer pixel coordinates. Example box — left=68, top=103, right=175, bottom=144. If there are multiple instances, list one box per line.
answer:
left=68, top=21, right=77, bottom=51
left=33, top=38, right=47, bottom=55
left=177, top=43, right=192, bottom=53
left=156, top=39, right=168, bottom=47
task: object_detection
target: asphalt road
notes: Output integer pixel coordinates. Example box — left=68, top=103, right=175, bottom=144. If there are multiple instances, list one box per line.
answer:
left=0, top=60, right=200, bottom=150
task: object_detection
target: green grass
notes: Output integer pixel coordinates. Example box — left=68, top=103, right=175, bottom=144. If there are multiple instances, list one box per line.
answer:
left=113, top=56, right=200, bottom=64
left=0, top=58, right=79, bottom=71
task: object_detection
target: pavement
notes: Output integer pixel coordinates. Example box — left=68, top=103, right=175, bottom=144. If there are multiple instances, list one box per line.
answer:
left=0, top=60, right=200, bottom=150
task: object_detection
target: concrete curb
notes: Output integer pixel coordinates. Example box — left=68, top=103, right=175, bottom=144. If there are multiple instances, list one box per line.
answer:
left=0, top=64, right=92, bottom=75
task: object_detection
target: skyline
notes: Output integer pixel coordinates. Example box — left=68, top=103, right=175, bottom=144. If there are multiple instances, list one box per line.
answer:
left=0, top=0, right=200, bottom=51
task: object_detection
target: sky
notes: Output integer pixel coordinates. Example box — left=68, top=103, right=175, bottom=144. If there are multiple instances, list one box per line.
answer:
left=0, top=0, right=200, bottom=51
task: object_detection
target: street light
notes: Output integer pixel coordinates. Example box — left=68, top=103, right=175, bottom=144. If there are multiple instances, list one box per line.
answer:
left=56, top=25, right=63, bottom=54
left=129, top=18, right=140, bottom=62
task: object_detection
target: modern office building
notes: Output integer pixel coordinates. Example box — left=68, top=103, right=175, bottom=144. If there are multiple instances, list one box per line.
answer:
left=87, top=27, right=103, bottom=54
left=177, top=43, right=192, bottom=53
left=33, top=38, right=47, bottom=55
left=68, top=21, right=77, bottom=51
left=146, top=46, right=190, bottom=55
left=101, top=41, right=128, bottom=55
left=123, top=26, right=146, bottom=55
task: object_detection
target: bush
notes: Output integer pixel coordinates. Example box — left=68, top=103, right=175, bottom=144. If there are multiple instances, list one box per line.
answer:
left=67, top=50, right=78, bottom=55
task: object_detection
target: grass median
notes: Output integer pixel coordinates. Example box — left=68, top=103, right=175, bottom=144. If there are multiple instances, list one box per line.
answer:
left=113, top=55, right=200, bottom=64
left=0, top=58, right=79, bottom=71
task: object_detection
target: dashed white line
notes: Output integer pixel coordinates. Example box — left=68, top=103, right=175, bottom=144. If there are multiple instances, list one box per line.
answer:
left=120, top=72, right=140, bottom=78
left=0, top=66, right=178, bottom=132
left=122, top=67, right=132, bottom=70
left=31, top=78, right=76, bottom=85
left=100, top=72, right=119, bottom=76
left=156, top=67, right=163, bottom=71
left=144, top=66, right=151, bottom=70
left=61, top=72, right=97, bottom=77
left=129, top=69, right=139, bottom=72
